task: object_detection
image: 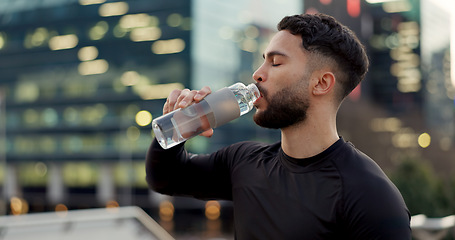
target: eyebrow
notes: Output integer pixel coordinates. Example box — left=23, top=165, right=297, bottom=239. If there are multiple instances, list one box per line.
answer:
left=262, top=51, right=288, bottom=59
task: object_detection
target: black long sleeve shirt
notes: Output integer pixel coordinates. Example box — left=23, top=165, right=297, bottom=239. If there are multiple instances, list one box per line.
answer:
left=146, top=138, right=411, bottom=239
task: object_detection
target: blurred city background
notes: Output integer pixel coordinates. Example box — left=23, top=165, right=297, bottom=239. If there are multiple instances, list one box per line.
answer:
left=0, top=0, right=454, bottom=239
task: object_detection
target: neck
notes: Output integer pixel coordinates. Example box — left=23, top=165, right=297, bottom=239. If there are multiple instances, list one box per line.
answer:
left=280, top=109, right=339, bottom=159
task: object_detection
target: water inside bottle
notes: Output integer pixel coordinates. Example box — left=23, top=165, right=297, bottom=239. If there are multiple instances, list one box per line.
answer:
left=152, top=100, right=215, bottom=149
left=152, top=111, right=185, bottom=149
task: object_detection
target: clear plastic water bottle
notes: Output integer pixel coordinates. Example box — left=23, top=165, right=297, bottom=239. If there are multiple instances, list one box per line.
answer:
left=152, top=82, right=260, bottom=149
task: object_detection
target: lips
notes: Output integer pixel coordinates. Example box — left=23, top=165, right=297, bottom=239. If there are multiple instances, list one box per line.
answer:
left=253, top=96, right=262, bottom=106
left=253, top=85, right=265, bottom=106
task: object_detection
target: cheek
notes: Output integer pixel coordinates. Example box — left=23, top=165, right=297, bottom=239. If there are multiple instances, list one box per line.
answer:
left=277, top=67, right=303, bottom=85
left=264, top=67, right=306, bottom=96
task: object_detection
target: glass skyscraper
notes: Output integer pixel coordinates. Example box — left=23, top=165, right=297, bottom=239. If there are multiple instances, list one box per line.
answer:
left=0, top=0, right=302, bottom=225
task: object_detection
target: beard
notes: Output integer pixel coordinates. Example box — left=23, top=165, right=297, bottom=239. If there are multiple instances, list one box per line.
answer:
left=253, top=83, right=310, bottom=129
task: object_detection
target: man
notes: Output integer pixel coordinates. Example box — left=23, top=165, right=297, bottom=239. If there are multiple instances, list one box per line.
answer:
left=146, top=13, right=411, bottom=239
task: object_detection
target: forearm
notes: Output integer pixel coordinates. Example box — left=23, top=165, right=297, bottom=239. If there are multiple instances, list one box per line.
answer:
left=145, top=138, right=232, bottom=200
left=146, top=85, right=218, bottom=197
left=145, top=138, right=186, bottom=195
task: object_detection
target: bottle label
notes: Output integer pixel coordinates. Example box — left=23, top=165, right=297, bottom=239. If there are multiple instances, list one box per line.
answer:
left=204, top=87, right=240, bottom=127
left=172, top=101, right=216, bottom=139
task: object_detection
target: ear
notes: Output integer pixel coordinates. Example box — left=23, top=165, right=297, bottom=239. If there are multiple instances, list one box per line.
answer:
left=312, top=72, right=336, bottom=96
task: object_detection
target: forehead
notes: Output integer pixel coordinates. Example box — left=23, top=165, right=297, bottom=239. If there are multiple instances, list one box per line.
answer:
left=264, top=30, right=305, bottom=57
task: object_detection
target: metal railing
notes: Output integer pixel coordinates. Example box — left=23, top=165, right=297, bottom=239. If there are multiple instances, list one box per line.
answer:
left=0, top=206, right=174, bottom=240
left=411, top=214, right=455, bottom=240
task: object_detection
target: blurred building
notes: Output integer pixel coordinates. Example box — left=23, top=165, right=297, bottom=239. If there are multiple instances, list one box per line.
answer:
left=0, top=0, right=195, bottom=213
left=0, top=0, right=301, bottom=237
left=420, top=0, right=454, bottom=172
left=366, top=0, right=423, bottom=115
left=304, top=0, right=422, bottom=112
left=304, top=0, right=455, bottom=175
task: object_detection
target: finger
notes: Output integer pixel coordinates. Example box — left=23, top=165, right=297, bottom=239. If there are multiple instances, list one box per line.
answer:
left=163, top=98, right=169, bottom=114
left=177, top=89, right=198, bottom=108
left=194, top=86, right=212, bottom=102
left=166, top=89, right=183, bottom=113
left=173, top=89, right=191, bottom=110
left=199, top=128, right=214, bottom=138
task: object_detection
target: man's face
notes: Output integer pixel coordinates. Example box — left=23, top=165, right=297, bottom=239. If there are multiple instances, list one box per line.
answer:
left=252, top=30, right=312, bottom=129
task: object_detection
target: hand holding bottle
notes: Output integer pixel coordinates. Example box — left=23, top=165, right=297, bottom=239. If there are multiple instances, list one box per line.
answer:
left=153, top=82, right=259, bottom=149
left=162, top=86, right=214, bottom=138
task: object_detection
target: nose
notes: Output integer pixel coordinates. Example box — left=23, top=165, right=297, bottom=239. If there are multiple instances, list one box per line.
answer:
left=252, top=64, right=265, bottom=83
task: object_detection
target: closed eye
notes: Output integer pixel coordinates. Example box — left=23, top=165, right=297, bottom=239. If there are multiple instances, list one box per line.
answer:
left=263, top=50, right=287, bottom=67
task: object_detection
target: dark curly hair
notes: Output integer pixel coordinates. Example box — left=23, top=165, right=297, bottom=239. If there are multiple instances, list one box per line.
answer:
left=278, top=13, right=369, bottom=102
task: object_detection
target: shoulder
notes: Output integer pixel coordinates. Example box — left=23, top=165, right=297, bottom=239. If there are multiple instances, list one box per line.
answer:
left=332, top=141, right=389, bottom=183
left=333, top=141, right=411, bottom=239
left=332, top=141, right=401, bottom=199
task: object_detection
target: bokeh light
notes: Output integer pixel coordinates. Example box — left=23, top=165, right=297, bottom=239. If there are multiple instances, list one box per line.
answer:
left=135, top=110, right=152, bottom=127
left=55, top=204, right=69, bottom=217
left=418, top=133, right=431, bottom=148
left=205, top=200, right=221, bottom=220
left=10, top=197, right=29, bottom=215
left=159, top=200, right=175, bottom=222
